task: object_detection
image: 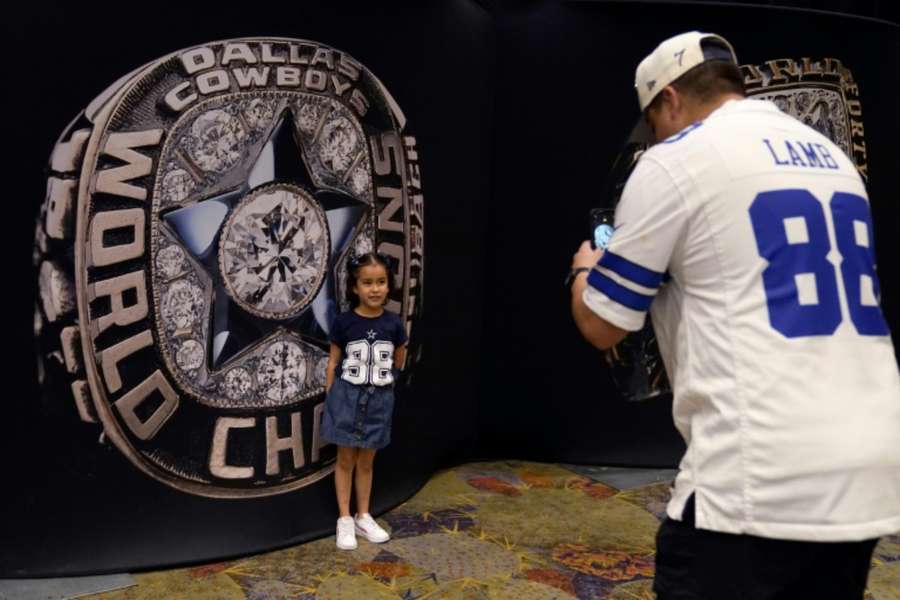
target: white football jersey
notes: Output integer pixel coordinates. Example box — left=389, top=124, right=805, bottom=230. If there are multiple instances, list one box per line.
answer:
left=583, top=98, right=900, bottom=541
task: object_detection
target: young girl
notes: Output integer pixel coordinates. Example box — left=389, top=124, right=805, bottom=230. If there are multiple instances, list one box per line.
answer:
left=321, top=252, right=408, bottom=550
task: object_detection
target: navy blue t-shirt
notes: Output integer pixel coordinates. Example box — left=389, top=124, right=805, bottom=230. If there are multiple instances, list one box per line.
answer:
left=330, top=310, right=408, bottom=387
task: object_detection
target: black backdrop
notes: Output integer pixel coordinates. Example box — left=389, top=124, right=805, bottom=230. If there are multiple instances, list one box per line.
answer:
left=478, top=0, right=900, bottom=464
left=2, top=0, right=897, bottom=577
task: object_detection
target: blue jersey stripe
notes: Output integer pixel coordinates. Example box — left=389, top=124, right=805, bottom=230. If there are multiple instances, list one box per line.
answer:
left=662, top=121, right=702, bottom=144
left=598, top=251, right=665, bottom=289
left=587, top=269, right=655, bottom=312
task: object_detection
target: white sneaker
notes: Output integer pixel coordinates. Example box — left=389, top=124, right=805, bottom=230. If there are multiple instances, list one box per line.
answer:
left=355, top=513, right=391, bottom=543
left=336, top=516, right=357, bottom=550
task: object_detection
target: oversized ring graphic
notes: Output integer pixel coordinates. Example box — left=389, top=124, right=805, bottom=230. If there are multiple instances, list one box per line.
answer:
left=33, top=38, right=425, bottom=497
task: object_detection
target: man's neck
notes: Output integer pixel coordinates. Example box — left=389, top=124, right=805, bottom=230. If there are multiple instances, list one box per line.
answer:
left=691, top=93, right=745, bottom=122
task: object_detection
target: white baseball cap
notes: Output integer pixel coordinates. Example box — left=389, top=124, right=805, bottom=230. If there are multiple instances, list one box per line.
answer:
left=635, top=31, right=738, bottom=112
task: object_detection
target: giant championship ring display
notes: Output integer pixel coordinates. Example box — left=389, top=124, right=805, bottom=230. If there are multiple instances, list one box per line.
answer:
left=32, top=38, right=424, bottom=498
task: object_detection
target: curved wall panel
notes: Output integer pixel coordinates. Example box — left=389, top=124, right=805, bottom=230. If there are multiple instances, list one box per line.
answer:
left=480, top=0, right=900, bottom=466
left=4, top=0, right=493, bottom=576
left=2, top=0, right=897, bottom=577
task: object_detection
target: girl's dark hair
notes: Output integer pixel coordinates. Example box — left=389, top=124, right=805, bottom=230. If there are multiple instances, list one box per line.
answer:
left=345, top=252, right=395, bottom=307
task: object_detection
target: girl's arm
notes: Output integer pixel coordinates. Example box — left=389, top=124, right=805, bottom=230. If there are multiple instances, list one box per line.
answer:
left=326, top=342, right=342, bottom=391
left=393, top=343, right=408, bottom=372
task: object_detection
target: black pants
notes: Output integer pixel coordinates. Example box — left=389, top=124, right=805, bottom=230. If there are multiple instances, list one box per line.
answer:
left=654, top=495, right=879, bottom=600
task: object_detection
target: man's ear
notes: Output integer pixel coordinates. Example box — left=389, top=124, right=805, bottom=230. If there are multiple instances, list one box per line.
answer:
left=660, top=86, right=681, bottom=117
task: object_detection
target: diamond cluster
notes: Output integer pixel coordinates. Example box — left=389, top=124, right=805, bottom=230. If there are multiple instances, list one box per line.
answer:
left=293, top=96, right=373, bottom=202
left=210, top=339, right=328, bottom=408
left=158, top=98, right=278, bottom=206
left=151, top=92, right=373, bottom=409
left=156, top=239, right=209, bottom=380
left=155, top=232, right=330, bottom=407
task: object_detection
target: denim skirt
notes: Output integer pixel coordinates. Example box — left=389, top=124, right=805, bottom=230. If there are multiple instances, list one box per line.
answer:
left=321, top=378, right=395, bottom=449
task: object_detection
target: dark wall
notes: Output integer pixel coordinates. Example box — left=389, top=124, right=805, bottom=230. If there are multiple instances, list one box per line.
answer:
left=477, top=0, right=900, bottom=464
left=680, top=0, right=899, bottom=24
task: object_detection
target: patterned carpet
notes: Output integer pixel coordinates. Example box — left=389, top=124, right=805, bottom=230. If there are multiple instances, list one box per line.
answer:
left=82, top=461, right=900, bottom=599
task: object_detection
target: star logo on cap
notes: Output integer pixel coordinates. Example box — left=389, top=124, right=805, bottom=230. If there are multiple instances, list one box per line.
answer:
left=647, top=80, right=656, bottom=91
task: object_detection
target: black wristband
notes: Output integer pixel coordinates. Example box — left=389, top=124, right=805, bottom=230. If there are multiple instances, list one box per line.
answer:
left=564, top=267, right=591, bottom=287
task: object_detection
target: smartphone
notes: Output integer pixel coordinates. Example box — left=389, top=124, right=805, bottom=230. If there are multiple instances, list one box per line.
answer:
left=590, top=208, right=615, bottom=250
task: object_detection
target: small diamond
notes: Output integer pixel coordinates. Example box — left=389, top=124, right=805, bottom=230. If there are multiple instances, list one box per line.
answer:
left=161, top=168, right=195, bottom=204
left=257, top=341, right=306, bottom=403
left=176, top=339, right=205, bottom=371
left=188, top=109, right=247, bottom=173
left=162, top=280, right=204, bottom=330
left=318, top=116, right=358, bottom=173
left=297, top=102, right=321, bottom=134
left=156, top=244, right=187, bottom=280
left=242, top=98, right=275, bottom=130
left=349, top=164, right=370, bottom=196
left=354, top=235, right=374, bottom=256
left=224, top=367, right=253, bottom=400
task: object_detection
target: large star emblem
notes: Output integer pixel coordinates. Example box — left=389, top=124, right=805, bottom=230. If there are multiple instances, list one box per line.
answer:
left=160, top=107, right=368, bottom=370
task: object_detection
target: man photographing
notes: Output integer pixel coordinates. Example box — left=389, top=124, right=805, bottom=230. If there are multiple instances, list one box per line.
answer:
left=569, top=31, right=900, bottom=598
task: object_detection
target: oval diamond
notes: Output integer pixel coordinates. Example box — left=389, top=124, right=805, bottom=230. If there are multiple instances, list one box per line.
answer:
left=219, top=184, right=329, bottom=319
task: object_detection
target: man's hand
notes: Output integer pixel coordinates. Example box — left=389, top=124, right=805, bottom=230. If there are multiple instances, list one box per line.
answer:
left=572, top=240, right=604, bottom=271
left=570, top=241, right=628, bottom=350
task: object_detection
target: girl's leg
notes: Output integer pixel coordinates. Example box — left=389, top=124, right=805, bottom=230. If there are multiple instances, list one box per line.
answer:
left=353, top=448, right=377, bottom=515
left=335, top=446, right=358, bottom=517
left=352, top=449, right=390, bottom=543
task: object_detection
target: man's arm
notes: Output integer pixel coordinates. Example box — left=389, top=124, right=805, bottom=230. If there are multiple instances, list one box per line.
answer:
left=570, top=241, right=629, bottom=350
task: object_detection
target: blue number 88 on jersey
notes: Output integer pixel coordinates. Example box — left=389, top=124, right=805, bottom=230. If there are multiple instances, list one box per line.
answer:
left=748, top=189, right=888, bottom=338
